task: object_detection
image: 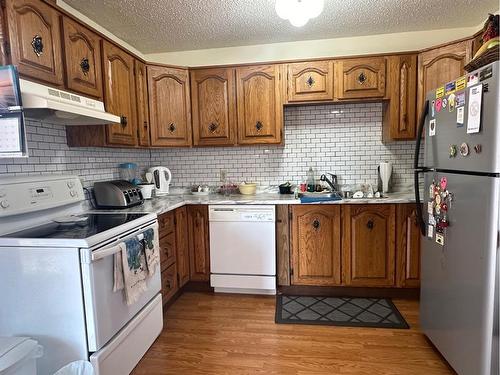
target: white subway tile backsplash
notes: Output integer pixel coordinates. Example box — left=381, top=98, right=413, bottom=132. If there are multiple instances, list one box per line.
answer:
left=0, top=103, right=420, bottom=189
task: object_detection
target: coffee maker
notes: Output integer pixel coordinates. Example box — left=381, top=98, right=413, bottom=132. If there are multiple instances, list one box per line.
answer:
left=377, top=162, right=393, bottom=193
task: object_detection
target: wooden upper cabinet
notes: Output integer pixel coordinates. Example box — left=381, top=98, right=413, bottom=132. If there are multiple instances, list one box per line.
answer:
left=187, top=205, right=210, bottom=281
left=61, top=17, right=103, bottom=99
left=290, top=205, right=341, bottom=286
left=5, top=0, right=64, bottom=86
left=396, top=204, right=421, bottom=288
left=335, top=57, right=386, bottom=99
left=417, top=39, right=473, bottom=124
left=102, top=41, right=137, bottom=146
left=236, top=64, right=283, bottom=144
left=148, top=65, right=192, bottom=147
left=135, top=60, right=150, bottom=147
left=342, top=204, right=396, bottom=287
left=175, top=206, right=190, bottom=288
left=383, top=54, right=417, bottom=141
left=190, top=68, right=237, bottom=146
left=287, top=60, right=334, bottom=102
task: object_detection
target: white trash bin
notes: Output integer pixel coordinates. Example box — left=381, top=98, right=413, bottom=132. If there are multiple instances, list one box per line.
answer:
left=0, top=337, right=43, bottom=375
left=53, top=361, right=94, bottom=375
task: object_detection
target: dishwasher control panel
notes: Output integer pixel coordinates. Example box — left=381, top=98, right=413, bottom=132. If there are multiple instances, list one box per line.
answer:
left=209, top=205, right=275, bottom=222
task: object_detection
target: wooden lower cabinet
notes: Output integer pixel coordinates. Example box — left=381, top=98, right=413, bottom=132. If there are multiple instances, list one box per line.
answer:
left=161, top=262, right=178, bottom=304
left=187, top=205, right=210, bottom=281
left=175, top=206, right=190, bottom=288
left=396, top=204, right=421, bottom=288
left=290, top=205, right=341, bottom=286
left=158, top=207, right=191, bottom=306
left=342, top=204, right=396, bottom=287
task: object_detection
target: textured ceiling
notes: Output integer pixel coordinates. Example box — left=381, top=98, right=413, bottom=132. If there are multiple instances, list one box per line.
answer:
left=63, top=0, right=498, bottom=53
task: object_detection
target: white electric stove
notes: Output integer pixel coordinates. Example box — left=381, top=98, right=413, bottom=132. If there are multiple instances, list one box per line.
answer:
left=0, top=175, right=162, bottom=375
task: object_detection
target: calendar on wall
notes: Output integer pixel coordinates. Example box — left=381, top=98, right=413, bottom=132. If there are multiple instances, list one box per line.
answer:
left=0, top=65, right=27, bottom=158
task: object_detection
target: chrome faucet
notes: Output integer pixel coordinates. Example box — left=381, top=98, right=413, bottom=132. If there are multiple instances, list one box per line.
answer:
left=320, top=173, right=338, bottom=192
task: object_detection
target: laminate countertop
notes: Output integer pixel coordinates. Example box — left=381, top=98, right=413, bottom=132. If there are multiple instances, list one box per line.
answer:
left=92, top=191, right=416, bottom=216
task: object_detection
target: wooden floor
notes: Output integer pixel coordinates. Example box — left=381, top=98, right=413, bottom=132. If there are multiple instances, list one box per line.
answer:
left=132, top=292, right=455, bottom=375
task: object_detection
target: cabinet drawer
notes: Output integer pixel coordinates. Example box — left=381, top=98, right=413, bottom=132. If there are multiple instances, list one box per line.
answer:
left=158, top=212, right=175, bottom=236
left=159, top=232, right=176, bottom=269
left=161, top=263, right=178, bottom=304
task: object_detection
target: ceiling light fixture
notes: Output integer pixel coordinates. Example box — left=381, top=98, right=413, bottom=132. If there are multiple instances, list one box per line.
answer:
left=275, top=0, right=324, bottom=27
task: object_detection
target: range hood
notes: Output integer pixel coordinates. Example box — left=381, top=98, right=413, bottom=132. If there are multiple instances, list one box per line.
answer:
left=19, top=79, right=121, bottom=126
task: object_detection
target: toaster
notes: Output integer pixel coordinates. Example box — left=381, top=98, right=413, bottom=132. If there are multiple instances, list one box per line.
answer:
left=93, top=180, right=144, bottom=208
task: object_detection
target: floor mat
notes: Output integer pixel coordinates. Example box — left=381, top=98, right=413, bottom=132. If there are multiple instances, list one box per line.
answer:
left=275, top=295, right=409, bottom=329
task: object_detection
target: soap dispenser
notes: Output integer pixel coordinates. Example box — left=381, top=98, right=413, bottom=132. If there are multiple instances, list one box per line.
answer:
left=306, top=167, right=315, bottom=192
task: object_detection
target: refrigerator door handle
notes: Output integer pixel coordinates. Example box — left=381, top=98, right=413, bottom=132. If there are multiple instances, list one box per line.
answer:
left=414, top=100, right=429, bottom=235
left=414, top=100, right=429, bottom=171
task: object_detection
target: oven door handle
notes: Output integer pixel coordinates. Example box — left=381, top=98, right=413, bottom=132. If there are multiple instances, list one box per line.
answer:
left=85, top=222, right=158, bottom=263
left=91, top=232, right=145, bottom=262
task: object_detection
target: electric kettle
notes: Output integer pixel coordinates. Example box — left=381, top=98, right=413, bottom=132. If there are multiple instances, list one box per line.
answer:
left=148, top=166, right=172, bottom=196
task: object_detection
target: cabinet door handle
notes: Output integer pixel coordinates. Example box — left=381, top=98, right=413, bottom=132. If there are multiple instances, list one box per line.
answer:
left=357, top=72, right=367, bottom=85
left=168, top=123, right=176, bottom=133
left=31, top=34, right=43, bottom=56
left=312, top=219, right=320, bottom=229
left=143, top=121, right=148, bottom=130
left=366, top=219, right=374, bottom=230
left=120, top=116, right=128, bottom=128
left=255, top=121, right=263, bottom=131
left=306, top=76, right=315, bottom=87
left=80, top=57, right=90, bottom=75
left=208, top=122, right=219, bottom=133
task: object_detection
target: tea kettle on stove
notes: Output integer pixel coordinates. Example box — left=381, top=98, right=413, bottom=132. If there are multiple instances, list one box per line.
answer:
left=148, top=166, right=172, bottom=196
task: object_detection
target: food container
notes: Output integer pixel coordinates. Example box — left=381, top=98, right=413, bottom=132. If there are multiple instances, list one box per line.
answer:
left=239, top=182, right=257, bottom=195
left=139, top=183, right=155, bottom=199
left=118, top=163, right=138, bottom=183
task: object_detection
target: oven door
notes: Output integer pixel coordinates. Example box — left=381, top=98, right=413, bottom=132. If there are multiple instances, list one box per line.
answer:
left=80, top=221, right=161, bottom=352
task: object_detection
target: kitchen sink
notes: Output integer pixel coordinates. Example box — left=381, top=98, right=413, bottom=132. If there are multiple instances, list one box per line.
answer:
left=298, top=192, right=342, bottom=199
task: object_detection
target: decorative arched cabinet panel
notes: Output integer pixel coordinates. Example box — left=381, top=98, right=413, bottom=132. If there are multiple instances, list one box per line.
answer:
left=287, top=60, right=334, bottom=102
left=236, top=64, right=283, bottom=144
left=383, top=54, right=417, bottom=141
left=417, top=40, right=473, bottom=125
left=102, top=40, right=137, bottom=146
left=6, top=0, right=64, bottom=86
left=342, top=204, right=396, bottom=287
left=148, top=65, right=192, bottom=147
left=135, top=60, right=150, bottom=147
left=290, top=205, right=342, bottom=286
left=335, top=57, right=386, bottom=99
left=62, top=17, right=103, bottom=99
left=396, top=204, right=421, bottom=288
left=191, top=68, right=237, bottom=146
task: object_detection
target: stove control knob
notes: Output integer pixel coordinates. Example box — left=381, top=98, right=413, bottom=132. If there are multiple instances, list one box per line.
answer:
left=0, top=190, right=5, bottom=198
left=0, top=200, right=9, bottom=208
left=67, top=181, right=75, bottom=188
left=70, top=190, right=76, bottom=197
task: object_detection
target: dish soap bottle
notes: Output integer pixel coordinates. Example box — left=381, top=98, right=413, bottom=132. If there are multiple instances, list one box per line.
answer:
left=306, top=167, right=315, bottom=192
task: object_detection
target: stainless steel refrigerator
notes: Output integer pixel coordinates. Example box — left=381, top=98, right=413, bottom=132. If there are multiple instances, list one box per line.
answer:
left=414, top=61, right=499, bottom=375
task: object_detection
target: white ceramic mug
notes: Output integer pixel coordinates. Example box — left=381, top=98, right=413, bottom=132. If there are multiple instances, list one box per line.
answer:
left=140, top=183, right=155, bottom=199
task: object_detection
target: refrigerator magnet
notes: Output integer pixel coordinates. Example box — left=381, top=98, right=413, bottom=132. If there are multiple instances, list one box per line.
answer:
left=427, top=201, right=434, bottom=215
left=445, top=81, right=456, bottom=95
left=435, top=233, right=445, bottom=246
left=456, top=92, right=465, bottom=107
left=467, top=73, right=479, bottom=87
left=429, top=215, right=436, bottom=226
left=436, top=86, right=445, bottom=98
left=467, top=84, right=482, bottom=134
left=455, top=76, right=466, bottom=91
left=442, top=98, right=447, bottom=109
left=427, top=224, right=434, bottom=238
left=448, top=93, right=455, bottom=112
left=431, top=100, right=435, bottom=117
left=456, top=107, right=465, bottom=127
left=435, top=98, right=442, bottom=112
left=429, top=119, right=437, bottom=136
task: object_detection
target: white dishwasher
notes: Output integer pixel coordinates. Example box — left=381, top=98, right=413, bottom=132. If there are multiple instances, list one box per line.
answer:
left=209, top=205, right=276, bottom=295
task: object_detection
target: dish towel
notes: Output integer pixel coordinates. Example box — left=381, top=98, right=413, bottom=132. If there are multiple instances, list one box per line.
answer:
left=113, top=237, right=148, bottom=306
left=143, top=228, right=160, bottom=276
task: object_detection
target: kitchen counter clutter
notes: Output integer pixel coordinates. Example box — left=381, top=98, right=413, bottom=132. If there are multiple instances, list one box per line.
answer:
left=94, top=191, right=416, bottom=216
